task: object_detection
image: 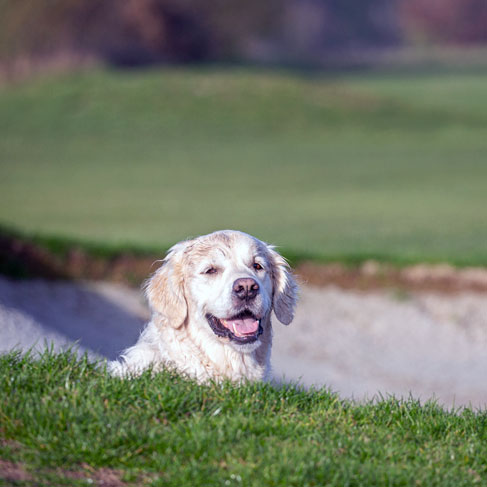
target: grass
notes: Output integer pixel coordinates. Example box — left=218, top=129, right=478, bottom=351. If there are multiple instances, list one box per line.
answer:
left=1, top=351, right=487, bottom=486
left=1, top=67, right=487, bottom=264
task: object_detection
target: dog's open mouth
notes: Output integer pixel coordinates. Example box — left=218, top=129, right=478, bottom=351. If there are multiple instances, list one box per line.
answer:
left=206, top=310, right=263, bottom=344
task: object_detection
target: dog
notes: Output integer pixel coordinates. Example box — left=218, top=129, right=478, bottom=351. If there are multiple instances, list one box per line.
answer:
left=109, top=230, right=298, bottom=382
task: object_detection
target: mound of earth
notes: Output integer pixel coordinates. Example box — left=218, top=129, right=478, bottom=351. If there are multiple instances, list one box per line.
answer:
left=3, top=230, right=487, bottom=293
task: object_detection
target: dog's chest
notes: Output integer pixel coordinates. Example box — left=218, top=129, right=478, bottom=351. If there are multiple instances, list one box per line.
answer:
left=160, top=324, right=268, bottom=382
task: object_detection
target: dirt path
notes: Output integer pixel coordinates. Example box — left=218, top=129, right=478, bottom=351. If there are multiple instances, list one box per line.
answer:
left=1, top=276, right=486, bottom=409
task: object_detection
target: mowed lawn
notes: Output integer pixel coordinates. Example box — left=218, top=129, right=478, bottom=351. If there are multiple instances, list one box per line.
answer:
left=2, top=352, right=487, bottom=487
left=1, top=68, right=486, bottom=263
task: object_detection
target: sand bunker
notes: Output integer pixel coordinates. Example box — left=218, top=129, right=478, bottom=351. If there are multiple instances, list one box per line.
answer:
left=1, top=276, right=487, bottom=408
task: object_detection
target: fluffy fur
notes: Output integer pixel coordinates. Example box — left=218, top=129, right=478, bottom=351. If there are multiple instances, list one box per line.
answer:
left=109, top=230, right=298, bottom=382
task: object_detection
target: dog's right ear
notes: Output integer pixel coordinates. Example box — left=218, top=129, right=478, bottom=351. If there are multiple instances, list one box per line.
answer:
left=144, top=241, right=189, bottom=329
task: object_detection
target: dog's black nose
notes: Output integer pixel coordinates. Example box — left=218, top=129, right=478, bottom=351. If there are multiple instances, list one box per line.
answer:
left=232, top=278, right=259, bottom=301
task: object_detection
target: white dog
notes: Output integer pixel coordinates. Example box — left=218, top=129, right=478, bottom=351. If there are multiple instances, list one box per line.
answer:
left=109, top=230, right=298, bottom=382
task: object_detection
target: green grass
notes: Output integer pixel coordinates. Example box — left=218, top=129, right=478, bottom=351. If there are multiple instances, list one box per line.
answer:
left=1, top=352, right=487, bottom=486
left=1, top=67, right=487, bottom=264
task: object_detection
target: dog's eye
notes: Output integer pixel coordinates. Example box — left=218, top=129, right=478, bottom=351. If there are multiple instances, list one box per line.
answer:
left=204, top=267, right=218, bottom=275
left=253, top=263, right=264, bottom=271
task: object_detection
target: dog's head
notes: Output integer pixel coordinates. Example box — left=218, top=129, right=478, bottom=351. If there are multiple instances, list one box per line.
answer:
left=145, top=230, right=298, bottom=352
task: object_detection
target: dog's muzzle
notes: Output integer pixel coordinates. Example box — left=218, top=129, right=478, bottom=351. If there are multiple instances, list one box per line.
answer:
left=206, top=310, right=263, bottom=344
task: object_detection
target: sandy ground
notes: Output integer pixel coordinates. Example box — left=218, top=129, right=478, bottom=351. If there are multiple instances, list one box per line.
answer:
left=1, top=276, right=487, bottom=409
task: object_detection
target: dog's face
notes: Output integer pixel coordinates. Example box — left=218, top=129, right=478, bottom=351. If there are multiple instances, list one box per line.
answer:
left=145, top=230, right=297, bottom=353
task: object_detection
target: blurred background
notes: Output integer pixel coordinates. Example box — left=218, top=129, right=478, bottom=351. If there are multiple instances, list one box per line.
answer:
left=1, top=0, right=487, bottom=265
left=1, top=0, right=487, bottom=406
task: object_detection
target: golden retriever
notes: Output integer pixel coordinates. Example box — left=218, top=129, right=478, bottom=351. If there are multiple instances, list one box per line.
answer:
left=109, top=230, right=298, bottom=382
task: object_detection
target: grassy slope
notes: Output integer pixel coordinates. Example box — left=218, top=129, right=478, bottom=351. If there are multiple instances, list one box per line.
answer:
left=1, top=68, right=487, bottom=263
left=1, top=352, right=487, bottom=487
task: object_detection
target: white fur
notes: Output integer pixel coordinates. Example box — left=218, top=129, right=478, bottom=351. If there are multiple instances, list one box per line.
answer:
left=109, top=230, right=298, bottom=382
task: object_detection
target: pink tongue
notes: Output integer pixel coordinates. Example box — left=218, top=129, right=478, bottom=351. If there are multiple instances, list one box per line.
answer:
left=222, top=318, right=259, bottom=337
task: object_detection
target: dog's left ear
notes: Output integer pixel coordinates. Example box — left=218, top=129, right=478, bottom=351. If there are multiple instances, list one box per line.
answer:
left=267, top=246, right=298, bottom=325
